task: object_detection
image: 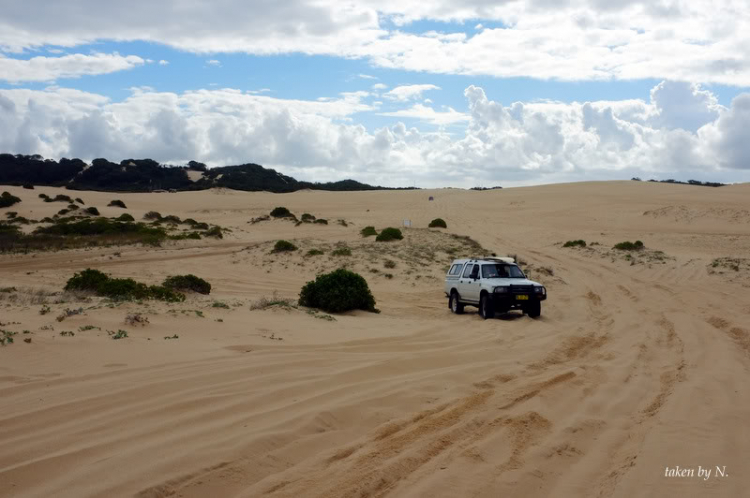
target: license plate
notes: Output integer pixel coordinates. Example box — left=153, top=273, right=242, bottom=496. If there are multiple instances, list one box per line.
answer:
left=516, top=295, right=529, bottom=300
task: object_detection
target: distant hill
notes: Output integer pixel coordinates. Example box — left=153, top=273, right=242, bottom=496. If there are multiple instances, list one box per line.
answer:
left=0, top=154, right=415, bottom=193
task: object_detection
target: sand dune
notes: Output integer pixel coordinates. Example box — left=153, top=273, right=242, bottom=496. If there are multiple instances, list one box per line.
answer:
left=1, top=181, right=749, bottom=497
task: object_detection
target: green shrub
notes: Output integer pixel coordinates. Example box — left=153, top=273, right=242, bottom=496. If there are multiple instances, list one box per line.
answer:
left=428, top=218, right=447, bottom=228
left=360, top=226, right=378, bottom=237
left=162, top=215, right=181, bottom=224
left=613, top=240, right=644, bottom=251
left=314, top=219, right=328, bottom=225
left=85, top=207, right=100, bottom=216
left=144, top=211, right=162, bottom=220
left=108, top=200, right=127, bottom=208
left=5, top=212, right=16, bottom=218
left=301, top=213, right=316, bottom=222
left=64, top=268, right=185, bottom=302
left=162, top=274, right=212, bottom=294
left=116, top=213, right=135, bottom=222
left=0, top=192, right=22, bottom=208
left=376, top=227, right=403, bottom=242
left=563, top=240, right=587, bottom=248
left=57, top=209, right=70, bottom=216
left=299, top=269, right=377, bottom=313
left=270, top=207, right=292, bottom=218
left=273, top=240, right=298, bottom=252
left=332, top=247, right=352, bottom=256
left=67, top=204, right=79, bottom=210
left=168, top=231, right=202, bottom=240
left=204, top=226, right=223, bottom=238
left=75, top=197, right=85, bottom=204
left=384, top=259, right=396, bottom=269
left=306, top=249, right=324, bottom=256
left=44, top=194, right=73, bottom=203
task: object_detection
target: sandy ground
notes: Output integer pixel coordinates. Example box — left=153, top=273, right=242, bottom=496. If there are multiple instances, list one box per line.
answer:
left=0, top=181, right=749, bottom=498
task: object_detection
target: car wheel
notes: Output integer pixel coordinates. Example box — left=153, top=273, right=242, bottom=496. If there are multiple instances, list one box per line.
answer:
left=479, top=294, right=495, bottom=320
left=450, top=291, right=464, bottom=314
left=527, top=301, right=541, bottom=319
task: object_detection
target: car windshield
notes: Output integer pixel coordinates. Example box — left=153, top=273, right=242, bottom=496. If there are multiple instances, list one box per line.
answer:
left=481, top=264, right=525, bottom=279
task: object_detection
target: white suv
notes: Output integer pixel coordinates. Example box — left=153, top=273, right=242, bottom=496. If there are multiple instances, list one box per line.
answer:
left=444, top=257, right=547, bottom=319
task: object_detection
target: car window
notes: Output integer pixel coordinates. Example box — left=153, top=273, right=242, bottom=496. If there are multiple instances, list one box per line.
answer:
left=449, top=263, right=464, bottom=276
left=482, top=265, right=499, bottom=278
left=462, top=264, right=474, bottom=278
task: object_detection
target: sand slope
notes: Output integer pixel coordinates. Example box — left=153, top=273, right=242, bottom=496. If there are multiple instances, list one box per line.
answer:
left=1, top=181, right=749, bottom=497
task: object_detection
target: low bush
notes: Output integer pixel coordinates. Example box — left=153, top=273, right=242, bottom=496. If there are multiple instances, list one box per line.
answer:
left=67, top=204, right=79, bottom=210
left=0, top=191, right=21, bottom=208
left=162, top=215, right=181, bottom=224
left=116, top=213, right=135, bottom=222
left=23, top=184, right=34, bottom=190
left=301, top=213, right=316, bottom=222
left=75, top=198, right=84, bottom=204
left=428, top=218, right=447, bottom=228
left=168, top=231, right=202, bottom=240
left=144, top=211, right=162, bottom=220
left=270, top=207, right=292, bottom=218
left=85, top=207, right=100, bottom=216
left=314, top=219, right=328, bottom=225
left=360, top=226, right=378, bottom=237
left=563, top=240, right=587, bottom=248
left=376, top=227, right=403, bottom=242
left=65, top=268, right=185, bottom=302
left=273, top=240, right=298, bottom=252
left=204, top=226, right=223, bottom=238
left=44, top=194, right=73, bottom=203
left=384, top=259, right=396, bottom=269
left=332, top=247, right=352, bottom=256
left=613, top=240, right=644, bottom=251
left=108, top=199, right=127, bottom=208
left=299, top=269, right=377, bottom=313
left=162, top=274, right=212, bottom=294
left=306, top=249, right=324, bottom=256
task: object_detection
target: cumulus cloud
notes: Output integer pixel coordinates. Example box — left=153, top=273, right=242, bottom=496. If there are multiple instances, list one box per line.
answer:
left=0, top=81, right=748, bottom=186
left=384, top=84, right=440, bottom=101
left=206, top=59, right=221, bottom=67
left=0, top=53, right=145, bottom=83
left=1, top=1, right=748, bottom=84
left=379, top=103, right=469, bottom=125
left=158, top=59, right=169, bottom=65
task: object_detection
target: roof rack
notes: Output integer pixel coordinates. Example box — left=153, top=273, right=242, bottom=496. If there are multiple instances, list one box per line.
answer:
left=468, top=256, right=517, bottom=263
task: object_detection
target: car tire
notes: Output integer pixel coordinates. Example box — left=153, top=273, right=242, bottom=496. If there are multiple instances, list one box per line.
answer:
left=527, top=301, right=541, bottom=319
left=479, top=294, right=495, bottom=320
left=450, top=291, right=464, bottom=314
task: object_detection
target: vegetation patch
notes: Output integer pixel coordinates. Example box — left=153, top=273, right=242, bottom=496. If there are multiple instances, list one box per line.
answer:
left=270, top=207, right=293, bottom=218
left=108, top=199, right=127, bottom=208
left=306, top=249, right=324, bottom=256
left=314, top=219, right=328, bottom=225
left=109, top=329, right=128, bottom=340
left=613, top=240, right=644, bottom=251
left=204, top=226, right=223, bottom=238
left=0, top=191, right=22, bottom=208
left=85, top=207, right=100, bottom=216
left=249, top=293, right=296, bottom=311
left=65, top=268, right=185, bottom=302
left=301, top=213, right=316, bottom=222
left=273, top=240, right=298, bottom=253
left=332, top=247, right=352, bottom=256
left=428, top=218, right=447, bottom=228
left=376, top=227, right=403, bottom=242
left=144, top=211, right=162, bottom=220
left=563, top=240, right=587, bottom=248
left=360, top=226, right=378, bottom=237
left=162, top=274, right=212, bottom=295
left=42, top=194, right=73, bottom=203
left=299, top=268, right=377, bottom=313
left=116, top=213, right=135, bottom=222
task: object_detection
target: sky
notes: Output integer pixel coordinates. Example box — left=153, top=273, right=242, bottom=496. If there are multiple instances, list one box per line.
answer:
left=1, top=0, right=750, bottom=187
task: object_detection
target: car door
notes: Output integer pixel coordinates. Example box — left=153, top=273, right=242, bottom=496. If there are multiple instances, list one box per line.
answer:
left=459, top=263, right=480, bottom=303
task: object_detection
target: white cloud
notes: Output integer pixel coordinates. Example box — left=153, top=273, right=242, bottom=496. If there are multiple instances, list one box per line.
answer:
left=379, top=103, right=469, bottom=125
left=158, top=59, right=169, bottom=65
left=384, top=84, right=440, bottom=101
left=1, top=1, right=748, bottom=84
left=372, top=83, right=388, bottom=91
left=0, top=81, right=748, bottom=187
left=0, top=53, right=145, bottom=83
left=357, top=73, right=377, bottom=79
left=206, top=59, right=221, bottom=66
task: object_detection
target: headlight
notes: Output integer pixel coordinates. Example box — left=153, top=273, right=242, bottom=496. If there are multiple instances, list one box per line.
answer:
left=494, top=287, right=508, bottom=293
left=534, top=286, right=546, bottom=294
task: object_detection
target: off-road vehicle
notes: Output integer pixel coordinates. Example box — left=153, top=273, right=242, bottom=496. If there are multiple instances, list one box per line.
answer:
left=444, top=257, right=547, bottom=319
